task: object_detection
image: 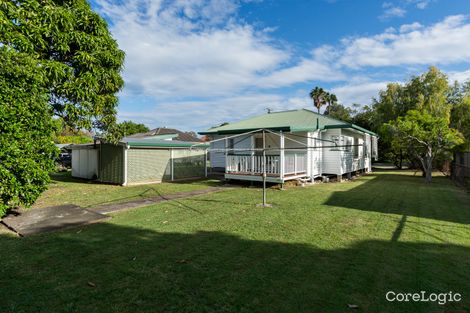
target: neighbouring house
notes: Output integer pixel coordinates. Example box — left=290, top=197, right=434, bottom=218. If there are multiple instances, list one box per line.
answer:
left=199, top=109, right=378, bottom=183
left=69, top=129, right=208, bottom=185
left=127, top=127, right=202, bottom=142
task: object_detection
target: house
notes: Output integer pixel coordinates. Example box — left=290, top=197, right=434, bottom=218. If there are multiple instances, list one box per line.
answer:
left=70, top=129, right=208, bottom=185
left=127, top=127, right=202, bottom=142
left=199, top=109, right=378, bottom=183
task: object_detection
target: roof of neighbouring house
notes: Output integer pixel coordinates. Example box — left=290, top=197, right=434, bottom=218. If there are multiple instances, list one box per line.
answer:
left=199, top=108, right=378, bottom=136
left=128, top=127, right=202, bottom=142
left=121, top=138, right=209, bottom=148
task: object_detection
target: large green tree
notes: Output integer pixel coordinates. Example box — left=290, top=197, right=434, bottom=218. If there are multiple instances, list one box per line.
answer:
left=387, top=110, right=463, bottom=183
left=0, top=49, right=57, bottom=216
left=118, top=121, right=150, bottom=137
left=0, top=0, right=125, bottom=131
left=0, top=0, right=124, bottom=215
left=449, top=82, right=470, bottom=151
left=323, top=102, right=352, bottom=122
left=52, top=118, right=93, bottom=144
left=407, top=67, right=451, bottom=119
left=351, top=105, right=375, bottom=131
left=371, top=67, right=460, bottom=167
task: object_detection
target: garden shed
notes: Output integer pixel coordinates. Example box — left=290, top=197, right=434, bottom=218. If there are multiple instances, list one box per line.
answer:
left=70, top=138, right=208, bottom=185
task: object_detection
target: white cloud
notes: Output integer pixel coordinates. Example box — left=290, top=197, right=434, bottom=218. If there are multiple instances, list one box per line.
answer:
left=380, top=2, right=406, bottom=20
left=399, top=22, right=423, bottom=33
left=339, top=15, right=470, bottom=68
left=416, top=1, right=430, bottom=9
left=118, top=93, right=311, bottom=131
left=93, top=1, right=470, bottom=130
left=447, top=69, right=470, bottom=83
left=95, top=0, right=342, bottom=99
left=257, top=58, right=345, bottom=88
left=332, top=81, right=390, bottom=105
left=407, top=0, right=432, bottom=9
left=381, top=0, right=432, bottom=21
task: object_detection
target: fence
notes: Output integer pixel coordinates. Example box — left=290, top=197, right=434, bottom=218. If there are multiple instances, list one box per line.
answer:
left=452, top=152, right=470, bottom=189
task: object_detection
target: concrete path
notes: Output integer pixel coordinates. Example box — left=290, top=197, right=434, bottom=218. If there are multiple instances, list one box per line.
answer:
left=2, top=187, right=227, bottom=236
left=2, top=205, right=110, bottom=236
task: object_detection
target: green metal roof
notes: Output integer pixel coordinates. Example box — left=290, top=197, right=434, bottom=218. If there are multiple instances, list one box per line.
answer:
left=199, top=109, right=378, bottom=136
left=124, top=139, right=209, bottom=148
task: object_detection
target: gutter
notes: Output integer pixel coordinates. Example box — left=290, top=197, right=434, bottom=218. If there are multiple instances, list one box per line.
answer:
left=323, top=124, right=378, bottom=137
left=198, top=126, right=290, bottom=135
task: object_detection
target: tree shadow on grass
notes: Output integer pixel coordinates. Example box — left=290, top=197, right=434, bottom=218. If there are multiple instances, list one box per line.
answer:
left=0, top=223, right=469, bottom=313
left=49, top=172, right=93, bottom=184
left=324, top=173, right=470, bottom=225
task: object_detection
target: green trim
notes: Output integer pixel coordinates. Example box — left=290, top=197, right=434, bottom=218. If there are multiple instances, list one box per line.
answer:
left=199, top=126, right=290, bottom=135
left=127, top=141, right=209, bottom=148
left=290, top=126, right=318, bottom=132
left=323, top=124, right=378, bottom=136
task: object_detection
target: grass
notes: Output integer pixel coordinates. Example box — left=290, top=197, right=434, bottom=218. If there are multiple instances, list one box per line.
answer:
left=31, top=172, right=221, bottom=209
left=1, top=170, right=469, bottom=312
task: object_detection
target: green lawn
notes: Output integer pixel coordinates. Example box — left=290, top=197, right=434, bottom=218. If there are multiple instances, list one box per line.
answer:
left=31, top=172, right=221, bottom=209
left=1, top=171, right=469, bottom=312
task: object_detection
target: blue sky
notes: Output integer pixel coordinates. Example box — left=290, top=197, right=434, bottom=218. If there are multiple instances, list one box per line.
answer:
left=91, top=0, right=470, bottom=132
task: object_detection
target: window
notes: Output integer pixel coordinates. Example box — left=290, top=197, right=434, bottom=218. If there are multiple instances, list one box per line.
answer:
left=346, top=137, right=353, bottom=152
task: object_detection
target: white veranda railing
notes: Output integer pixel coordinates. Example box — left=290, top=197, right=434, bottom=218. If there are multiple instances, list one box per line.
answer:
left=226, top=153, right=307, bottom=176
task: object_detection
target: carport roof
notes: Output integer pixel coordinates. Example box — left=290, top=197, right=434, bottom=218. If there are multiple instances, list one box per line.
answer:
left=122, top=138, right=209, bottom=148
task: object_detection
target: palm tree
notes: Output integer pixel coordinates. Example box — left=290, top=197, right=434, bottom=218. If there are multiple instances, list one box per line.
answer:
left=324, top=92, right=338, bottom=113
left=309, top=87, right=327, bottom=113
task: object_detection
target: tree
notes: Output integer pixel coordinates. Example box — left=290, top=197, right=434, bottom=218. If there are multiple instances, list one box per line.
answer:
left=309, top=87, right=327, bottom=113
left=0, top=0, right=124, bottom=215
left=387, top=110, right=463, bottom=183
left=450, top=82, right=470, bottom=151
left=324, top=92, right=338, bottom=113
left=407, top=66, right=451, bottom=119
left=324, top=102, right=352, bottom=122
left=52, top=118, right=93, bottom=144
left=0, top=49, right=57, bottom=216
left=118, top=121, right=150, bottom=136
left=0, top=0, right=125, bottom=132
left=351, top=105, right=375, bottom=131
left=372, top=83, right=410, bottom=128
left=371, top=67, right=456, bottom=167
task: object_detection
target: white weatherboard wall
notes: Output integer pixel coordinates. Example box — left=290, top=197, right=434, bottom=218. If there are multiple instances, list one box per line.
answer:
left=72, top=148, right=98, bottom=179
left=364, top=134, right=372, bottom=172
left=232, top=134, right=253, bottom=155
left=209, top=135, right=225, bottom=169
left=340, top=129, right=361, bottom=173
left=321, top=129, right=342, bottom=175
left=309, top=131, right=322, bottom=177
